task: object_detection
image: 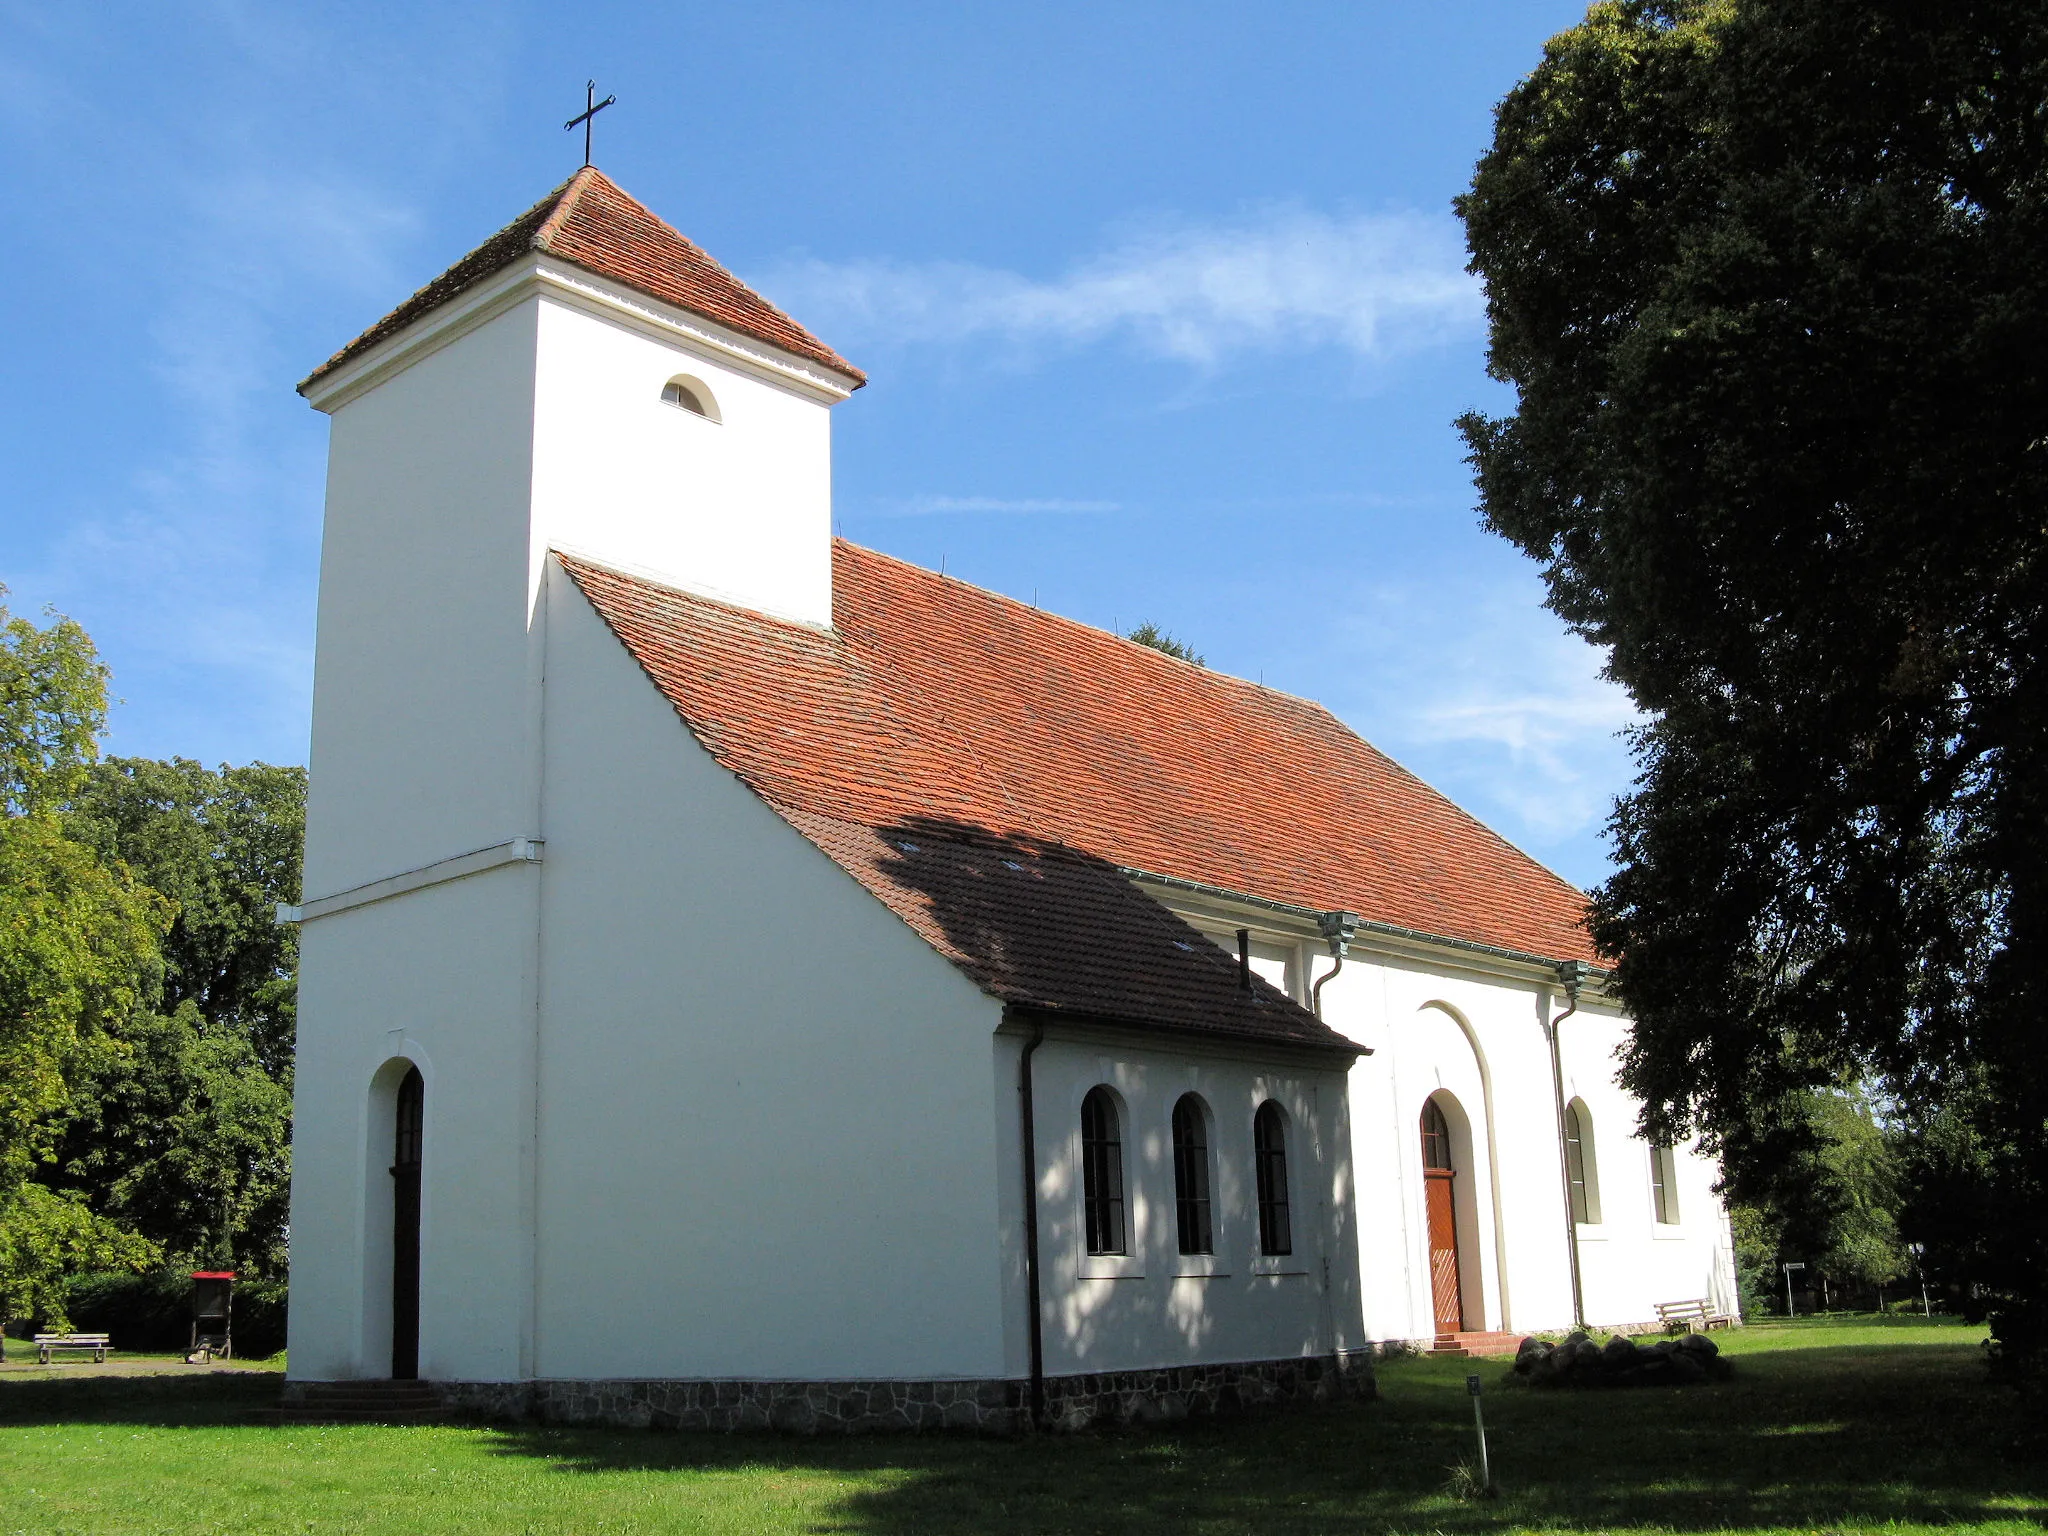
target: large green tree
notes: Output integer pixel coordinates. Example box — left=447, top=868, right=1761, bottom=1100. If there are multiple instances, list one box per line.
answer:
left=0, top=596, right=167, bottom=1319
left=71, top=759, right=302, bottom=1080
left=1729, top=1085, right=1910, bottom=1311
left=51, top=759, right=303, bottom=1274
left=1458, top=0, right=2048, bottom=1374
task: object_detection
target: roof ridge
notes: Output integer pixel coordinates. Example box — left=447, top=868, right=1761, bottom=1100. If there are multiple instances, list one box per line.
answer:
left=532, top=165, right=601, bottom=247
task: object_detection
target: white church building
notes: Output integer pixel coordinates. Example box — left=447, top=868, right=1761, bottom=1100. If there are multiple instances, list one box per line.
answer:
left=283, top=168, right=1738, bottom=1431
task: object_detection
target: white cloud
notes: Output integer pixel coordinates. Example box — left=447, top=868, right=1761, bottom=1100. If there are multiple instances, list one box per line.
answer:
left=756, top=206, right=1481, bottom=367
left=878, top=495, right=1123, bottom=517
left=1404, top=676, right=1639, bottom=841
left=1327, top=570, right=1640, bottom=864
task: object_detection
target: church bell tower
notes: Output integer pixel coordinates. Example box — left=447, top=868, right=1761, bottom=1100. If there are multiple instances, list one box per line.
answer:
left=296, top=167, right=865, bottom=900
left=286, top=169, right=862, bottom=1382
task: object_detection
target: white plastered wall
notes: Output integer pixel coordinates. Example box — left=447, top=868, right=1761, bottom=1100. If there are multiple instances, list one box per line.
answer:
left=993, top=1031, right=1363, bottom=1378
left=528, top=288, right=835, bottom=629
left=301, top=300, right=544, bottom=897
left=1555, top=1005, right=1740, bottom=1327
left=288, top=874, right=539, bottom=1380
left=291, top=303, right=550, bottom=1380
left=532, top=569, right=1008, bottom=1379
left=1314, top=951, right=1737, bottom=1340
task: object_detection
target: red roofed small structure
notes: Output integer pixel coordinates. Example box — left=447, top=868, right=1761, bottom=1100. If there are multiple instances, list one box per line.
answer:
left=283, top=170, right=1739, bottom=1431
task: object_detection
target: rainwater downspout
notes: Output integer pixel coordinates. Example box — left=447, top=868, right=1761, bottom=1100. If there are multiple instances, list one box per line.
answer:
left=1548, top=960, right=1589, bottom=1329
left=1017, top=1019, right=1047, bottom=1430
left=1312, top=910, right=1360, bottom=1020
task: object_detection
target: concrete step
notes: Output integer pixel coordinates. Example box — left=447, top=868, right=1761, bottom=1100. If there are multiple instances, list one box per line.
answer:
left=270, top=1380, right=448, bottom=1424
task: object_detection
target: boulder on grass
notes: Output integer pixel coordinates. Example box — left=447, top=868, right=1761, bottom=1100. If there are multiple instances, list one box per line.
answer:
left=1668, top=1351, right=1708, bottom=1384
left=1600, top=1335, right=1641, bottom=1370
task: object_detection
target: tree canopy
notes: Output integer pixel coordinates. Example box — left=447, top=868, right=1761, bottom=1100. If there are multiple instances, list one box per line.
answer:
left=1126, top=622, right=1205, bottom=667
left=54, top=758, right=303, bottom=1273
left=0, top=594, right=304, bottom=1315
left=71, top=759, right=302, bottom=1079
left=1458, top=0, right=2048, bottom=1374
left=0, top=595, right=169, bottom=1317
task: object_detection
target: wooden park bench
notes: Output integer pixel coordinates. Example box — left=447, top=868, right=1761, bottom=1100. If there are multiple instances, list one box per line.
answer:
left=1655, top=1298, right=1733, bottom=1334
left=34, top=1332, right=111, bottom=1364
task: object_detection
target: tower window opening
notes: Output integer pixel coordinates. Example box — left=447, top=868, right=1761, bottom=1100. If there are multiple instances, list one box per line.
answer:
left=661, top=376, right=720, bottom=421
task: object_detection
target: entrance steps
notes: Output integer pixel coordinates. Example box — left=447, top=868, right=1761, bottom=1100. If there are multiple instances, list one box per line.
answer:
left=1427, top=1330, right=1524, bottom=1358
left=268, top=1379, right=448, bottom=1424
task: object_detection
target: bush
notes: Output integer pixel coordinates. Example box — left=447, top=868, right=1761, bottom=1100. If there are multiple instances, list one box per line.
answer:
left=60, top=1270, right=286, bottom=1358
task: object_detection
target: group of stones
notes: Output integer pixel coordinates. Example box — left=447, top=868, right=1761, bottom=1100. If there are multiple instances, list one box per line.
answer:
left=1511, top=1329, right=1729, bottom=1389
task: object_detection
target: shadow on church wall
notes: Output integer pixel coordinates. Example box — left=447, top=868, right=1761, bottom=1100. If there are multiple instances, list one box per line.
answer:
left=846, top=814, right=1362, bottom=1369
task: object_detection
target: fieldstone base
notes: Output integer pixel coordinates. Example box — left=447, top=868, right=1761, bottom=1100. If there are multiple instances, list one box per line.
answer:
left=1039, top=1351, right=1372, bottom=1431
left=382, top=1352, right=1374, bottom=1435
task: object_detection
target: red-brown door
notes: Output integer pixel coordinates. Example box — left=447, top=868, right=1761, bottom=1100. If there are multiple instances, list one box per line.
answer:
left=1425, top=1168, right=1465, bottom=1333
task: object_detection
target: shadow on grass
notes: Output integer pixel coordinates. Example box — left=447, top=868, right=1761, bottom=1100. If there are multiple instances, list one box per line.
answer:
left=2, top=1338, right=2037, bottom=1533
left=471, top=1342, right=2045, bottom=1534
left=0, top=1371, right=280, bottom=1428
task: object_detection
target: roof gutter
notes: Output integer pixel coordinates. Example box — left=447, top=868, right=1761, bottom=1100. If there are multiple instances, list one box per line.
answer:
left=1116, top=866, right=1609, bottom=984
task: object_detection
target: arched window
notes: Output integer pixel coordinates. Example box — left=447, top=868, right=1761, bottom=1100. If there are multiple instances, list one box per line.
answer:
left=1650, top=1142, right=1680, bottom=1225
left=395, top=1066, right=424, bottom=1168
left=1420, top=1097, right=1453, bottom=1171
left=1253, top=1100, right=1292, bottom=1256
left=1171, top=1094, right=1213, bottom=1255
left=1564, top=1098, right=1601, bottom=1224
left=660, top=375, right=720, bottom=421
left=1081, top=1087, right=1126, bottom=1255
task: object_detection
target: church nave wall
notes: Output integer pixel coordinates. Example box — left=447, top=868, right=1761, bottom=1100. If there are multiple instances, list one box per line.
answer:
left=1005, top=1029, right=1364, bottom=1382
left=529, top=566, right=1010, bottom=1383
left=1313, top=950, right=1737, bottom=1345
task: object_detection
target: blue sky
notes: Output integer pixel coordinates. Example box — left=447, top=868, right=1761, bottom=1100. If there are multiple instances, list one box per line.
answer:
left=0, top=0, right=1633, bottom=888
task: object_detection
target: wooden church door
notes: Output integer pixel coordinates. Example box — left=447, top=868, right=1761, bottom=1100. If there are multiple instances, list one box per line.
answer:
left=391, top=1067, right=424, bottom=1379
left=1420, top=1098, right=1465, bottom=1334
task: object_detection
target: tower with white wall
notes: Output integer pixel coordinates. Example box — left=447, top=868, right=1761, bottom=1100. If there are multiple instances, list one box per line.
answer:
left=286, top=169, right=865, bottom=1382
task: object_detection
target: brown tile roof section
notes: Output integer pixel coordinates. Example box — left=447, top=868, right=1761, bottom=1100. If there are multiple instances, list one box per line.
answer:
left=301, top=167, right=863, bottom=392
left=562, top=542, right=1598, bottom=1011
left=787, top=812, right=1342, bottom=1052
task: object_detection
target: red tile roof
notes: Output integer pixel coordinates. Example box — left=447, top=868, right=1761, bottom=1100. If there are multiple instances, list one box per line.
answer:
left=560, top=543, right=1598, bottom=1047
left=301, top=168, right=863, bottom=392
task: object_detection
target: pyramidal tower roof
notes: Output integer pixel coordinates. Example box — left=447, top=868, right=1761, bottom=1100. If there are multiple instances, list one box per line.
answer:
left=300, top=167, right=863, bottom=392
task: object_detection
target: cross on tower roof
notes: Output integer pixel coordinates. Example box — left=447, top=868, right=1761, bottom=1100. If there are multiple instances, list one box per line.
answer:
left=565, top=80, right=616, bottom=168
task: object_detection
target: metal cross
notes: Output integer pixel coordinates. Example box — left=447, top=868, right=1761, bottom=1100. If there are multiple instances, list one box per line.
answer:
left=565, top=80, right=616, bottom=168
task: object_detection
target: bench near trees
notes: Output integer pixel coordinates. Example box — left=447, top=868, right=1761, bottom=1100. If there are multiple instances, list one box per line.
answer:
left=34, top=1333, right=112, bottom=1364
left=1656, top=1298, right=1734, bottom=1333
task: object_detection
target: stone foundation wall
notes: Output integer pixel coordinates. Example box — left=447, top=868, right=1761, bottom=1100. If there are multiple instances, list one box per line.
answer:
left=409, top=1351, right=1374, bottom=1435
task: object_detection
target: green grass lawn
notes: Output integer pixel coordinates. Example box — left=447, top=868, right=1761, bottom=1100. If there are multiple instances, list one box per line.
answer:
left=1, top=1314, right=2038, bottom=1534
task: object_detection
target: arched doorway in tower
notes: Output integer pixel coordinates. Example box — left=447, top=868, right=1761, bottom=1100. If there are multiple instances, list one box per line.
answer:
left=391, top=1065, right=424, bottom=1379
left=1420, top=1096, right=1465, bottom=1334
